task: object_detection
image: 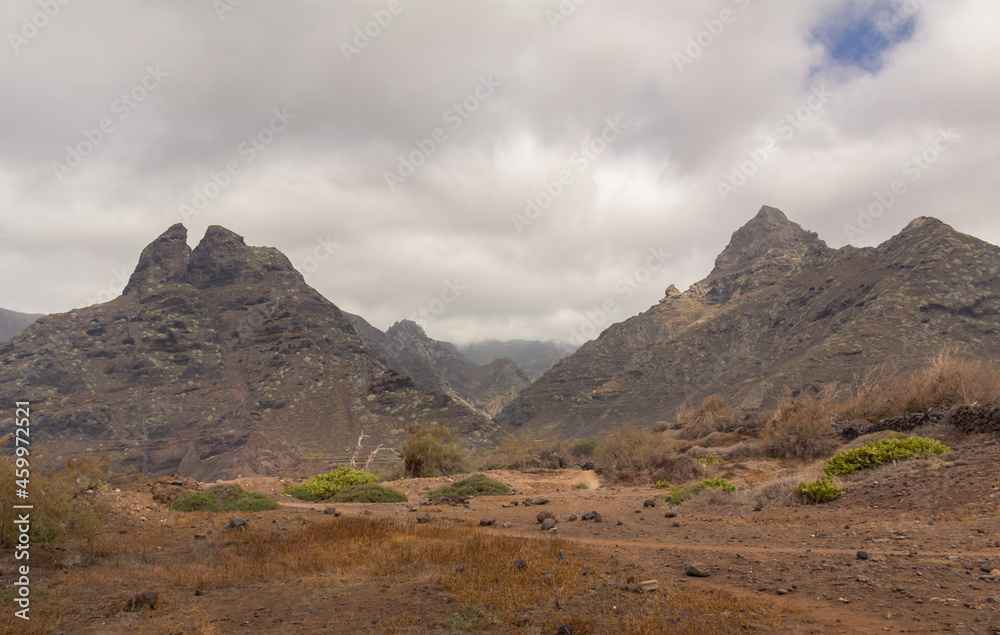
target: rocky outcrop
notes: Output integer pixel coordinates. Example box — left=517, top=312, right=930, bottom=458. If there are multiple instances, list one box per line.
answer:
left=497, top=206, right=1000, bottom=439
left=0, top=224, right=500, bottom=479
left=0, top=308, right=44, bottom=343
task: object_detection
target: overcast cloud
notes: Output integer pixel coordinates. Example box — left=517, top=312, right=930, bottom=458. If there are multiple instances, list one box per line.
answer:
left=1, top=0, right=997, bottom=345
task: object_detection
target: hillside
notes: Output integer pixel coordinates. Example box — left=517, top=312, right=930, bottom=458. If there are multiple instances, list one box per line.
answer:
left=0, top=307, right=43, bottom=342
left=497, top=206, right=1000, bottom=438
left=0, top=224, right=500, bottom=479
left=344, top=314, right=529, bottom=417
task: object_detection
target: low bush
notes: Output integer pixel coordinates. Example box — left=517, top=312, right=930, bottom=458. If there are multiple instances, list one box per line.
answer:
left=331, top=483, right=407, bottom=503
left=648, top=454, right=703, bottom=487
left=425, top=474, right=511, bottom=498
left=572, top=439, right=598, bottom=456
left=400, top=424, right=471, bottom=478
left=759, top=386, right=839, bottom=460
left=284, top=467, right=379, bottom=502
left=676, top=394, right=733, bottom=441
left=595, top=422, right=677, bottom=482
left=172, top=484, right=281, bottom=512
left=664, top=478, right=736, bottom=504
left=795, top=479, right=843, bottom=503
left=823, top=436, right=948, bottom=477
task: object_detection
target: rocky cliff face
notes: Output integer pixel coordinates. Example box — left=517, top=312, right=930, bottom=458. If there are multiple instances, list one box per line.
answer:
left=496, top=206, right=1000, bottom=438
left=0, top=224, right=499, bottom=479
left=458, top=339, right=576, bottom=379
left=344, top=315, right=529, bottom=418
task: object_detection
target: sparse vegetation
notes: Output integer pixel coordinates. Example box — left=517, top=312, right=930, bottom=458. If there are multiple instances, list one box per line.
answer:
left=283, top=467, right=379, bottom=501
left=425, top=473, right=511, bottom=498
left=795, top=478, right=843, bottom=503
left=330, top=483, right=407, bottom=503
left=171, top=484, right=281, bottom=512
left=823, top=436, right=948, bottom=477
left=572, top=482, right=588, bottom=490
left=759, top=385, right=839, bottom=460
left=400, top=424, right=472, bottom=477
left=665, top=478, right=737, bottom=504
left=595, top=422, right=678, bottom=482
left=449, top=604, right=501, bottom=631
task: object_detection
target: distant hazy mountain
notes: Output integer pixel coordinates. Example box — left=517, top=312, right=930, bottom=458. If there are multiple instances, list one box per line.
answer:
left=0, top=308, right=43, bottom=342
left=498, top=206, right=1000, bottom=439
left=344, top=314, right=529, bottom=418
left=459, top=339, right=577, bottom=379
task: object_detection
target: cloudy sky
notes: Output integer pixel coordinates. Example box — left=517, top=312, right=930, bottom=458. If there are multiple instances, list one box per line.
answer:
left=1, top=0, right=997, bottom=345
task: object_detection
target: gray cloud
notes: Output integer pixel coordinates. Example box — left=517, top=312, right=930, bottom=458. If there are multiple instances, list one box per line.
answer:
left=1, top=0, right=997, bottom=345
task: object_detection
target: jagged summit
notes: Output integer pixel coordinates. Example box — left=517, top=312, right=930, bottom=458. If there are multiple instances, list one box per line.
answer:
left=710, top=205, right=828, bottom=278
left=124, top=224, right=302, bottom=295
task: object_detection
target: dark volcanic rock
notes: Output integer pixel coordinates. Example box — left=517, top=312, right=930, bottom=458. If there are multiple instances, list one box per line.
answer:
left=0, top=224, right=500, bottom=480
left=497, top=206, right=1000, bottom=438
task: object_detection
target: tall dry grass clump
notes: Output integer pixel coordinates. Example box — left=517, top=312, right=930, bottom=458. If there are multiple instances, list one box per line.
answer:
left=759, top=385, right=839, bottom=460
left=595, top=422, right=678, bottom=482
left=675, top=394, right=732, bottom=440
left=840, top=352, right=1000, bottom=421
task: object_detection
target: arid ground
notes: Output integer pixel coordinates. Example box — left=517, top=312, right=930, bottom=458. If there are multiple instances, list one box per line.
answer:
left=4, top=439, right=1000, bottom=634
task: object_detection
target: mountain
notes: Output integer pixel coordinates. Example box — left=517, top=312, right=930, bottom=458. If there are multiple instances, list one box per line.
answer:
left=343, top=315, right=529, bottom=418
left=0, top=224, right=500, bottom=479
left=458, top=339, right=577, bottom=379
left=497, top=206, right=1000, bottom=438
left=0, top=308, right=44, bottom=342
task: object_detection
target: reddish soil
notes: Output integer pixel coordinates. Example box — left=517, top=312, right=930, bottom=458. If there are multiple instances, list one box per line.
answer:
left=6, top=440, right=1000, bottom=634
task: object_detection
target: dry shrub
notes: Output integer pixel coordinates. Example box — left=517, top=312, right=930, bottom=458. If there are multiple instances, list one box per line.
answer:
left=497, top=430, right=573, bottom=470
left=595, top=423, right=678, bottom=482
left=759, top=385, right=840, bottom=461
left=746, top=475, right=812, bottom=508
left=840, top=352, right=1000, bottom=421
left=676, top=395, right=732, bottom=441
left=648, top=454, right=703, bottom=486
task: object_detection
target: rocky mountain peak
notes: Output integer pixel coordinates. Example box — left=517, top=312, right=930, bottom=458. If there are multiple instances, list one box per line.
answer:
left=122, top=223, right=191, bottom=295
left=710, top=205, right=827, bottom=278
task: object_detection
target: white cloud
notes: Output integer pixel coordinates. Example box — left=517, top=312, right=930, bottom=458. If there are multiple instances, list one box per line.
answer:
left=0, top=0, right=996, bottom=342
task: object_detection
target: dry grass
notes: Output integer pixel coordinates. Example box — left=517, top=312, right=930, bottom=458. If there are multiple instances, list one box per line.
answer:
left=839, top=351, right=1000, bottom=421
left=675, top=395, right=733, bottom=441
left=35, top=511, right=777, bottom=633
left=596, top=423, right=680, bottom=483
left=495, top=430, right=572, bottom=470
left=759, top=385, right=840, bottom=461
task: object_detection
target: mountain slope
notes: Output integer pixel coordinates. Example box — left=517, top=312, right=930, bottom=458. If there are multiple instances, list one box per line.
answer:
left=496, top=206, right=1000, bottom=438
left=344, top=315, right=529, bottom=417
left=0, top=224, right=499, bottom=479
left=0, top=308, right=44, bottom=342
left=458, top=339, right=577, bottom=379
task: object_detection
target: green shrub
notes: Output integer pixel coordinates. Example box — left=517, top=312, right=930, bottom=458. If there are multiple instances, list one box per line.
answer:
left=425, top=474, right=511, bottom=498
left=652, top=479, right=672, bottom=489
left=331, top=483, right=408, bottom=503
left=695, top=456, right=722, bottom=466
left=795, top=479, right=843, bottom=503
left=572, top=440, right=598, bottom=456
left=823, top=436, right=949, bottom=478
left=664, top=478, right=736, bottom=504
left=283, top=467, right=379, bottom=502
left=400, top=424, right=471, bottom=478
left=172, top=484, right=281, bottom=512
left=572, top=482, right=588, bottom=490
